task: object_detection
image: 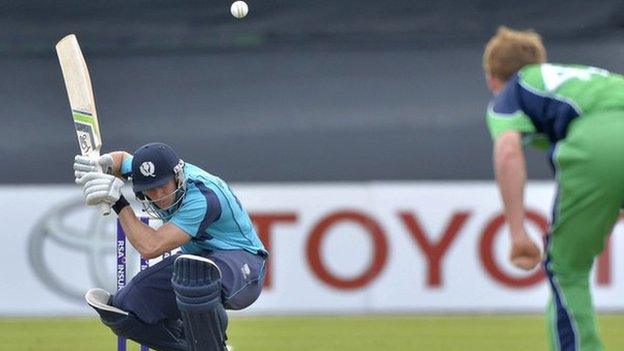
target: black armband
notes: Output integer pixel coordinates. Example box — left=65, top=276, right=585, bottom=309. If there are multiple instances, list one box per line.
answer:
left=112, top=195, right=130, bottom=214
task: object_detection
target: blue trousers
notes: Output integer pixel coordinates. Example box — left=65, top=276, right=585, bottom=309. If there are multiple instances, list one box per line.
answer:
left=112, top=250, right=266, bottom=324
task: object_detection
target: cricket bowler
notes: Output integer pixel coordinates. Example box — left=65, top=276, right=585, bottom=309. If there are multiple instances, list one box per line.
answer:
left=74, top=142, right=268, bottom=351
left=483, top=26, right=624, bottom=351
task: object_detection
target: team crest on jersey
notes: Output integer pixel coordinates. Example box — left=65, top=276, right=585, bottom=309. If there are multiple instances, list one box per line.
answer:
left=140, top=161, right=156, bottom=177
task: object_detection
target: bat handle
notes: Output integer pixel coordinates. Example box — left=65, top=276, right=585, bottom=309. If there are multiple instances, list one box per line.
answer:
left=92, top=154, right=112, bottom=216
left=100, top=202, right=111, bottom=216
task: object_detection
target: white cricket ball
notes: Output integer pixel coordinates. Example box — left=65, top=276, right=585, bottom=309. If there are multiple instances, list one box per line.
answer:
left=230, top=1, right=248, bottom=19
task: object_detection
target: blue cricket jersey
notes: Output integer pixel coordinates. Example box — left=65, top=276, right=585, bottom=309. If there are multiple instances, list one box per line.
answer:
left=121, top=157, right=266, bottom=256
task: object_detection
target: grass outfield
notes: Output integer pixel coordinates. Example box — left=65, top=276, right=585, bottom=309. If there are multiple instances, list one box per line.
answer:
left=2, top=314, right=624, bottom=351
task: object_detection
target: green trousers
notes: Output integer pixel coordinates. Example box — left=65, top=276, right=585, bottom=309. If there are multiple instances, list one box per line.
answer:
left=546, top=110, right=624, bottom=351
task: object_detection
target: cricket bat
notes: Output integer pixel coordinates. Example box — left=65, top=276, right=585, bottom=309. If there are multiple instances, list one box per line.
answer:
left=56, top=34, right=111, bottom=216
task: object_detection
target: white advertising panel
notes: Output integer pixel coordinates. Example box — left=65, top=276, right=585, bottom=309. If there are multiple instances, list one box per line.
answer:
left=1, top=182, right=623, bottom=316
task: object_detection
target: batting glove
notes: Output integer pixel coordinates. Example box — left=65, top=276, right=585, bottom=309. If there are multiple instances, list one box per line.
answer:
left=74, top=154, right=114, bottom=185
left=81, top=172, right=124, bottom=206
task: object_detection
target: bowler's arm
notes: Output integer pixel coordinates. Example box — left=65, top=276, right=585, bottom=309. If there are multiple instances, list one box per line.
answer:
left=493, top=131, right=526, bottom=237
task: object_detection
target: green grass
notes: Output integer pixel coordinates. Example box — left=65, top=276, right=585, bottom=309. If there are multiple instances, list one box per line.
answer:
left=1, top=314, right=624, bottom=351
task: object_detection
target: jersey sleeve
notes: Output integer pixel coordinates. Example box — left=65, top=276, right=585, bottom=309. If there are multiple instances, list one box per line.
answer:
left=169, top=181, right=222, bottom=238
left=120, top=155, right=133, bottom=179
left=486, top=74, right=536, bottom=139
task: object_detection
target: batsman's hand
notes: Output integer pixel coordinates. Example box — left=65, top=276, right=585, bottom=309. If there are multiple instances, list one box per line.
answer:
left=81, top=172, right=124, bottom=206
left=510, top=230, right=542, bottom=271
left=74, top=154, right=114, bottom=185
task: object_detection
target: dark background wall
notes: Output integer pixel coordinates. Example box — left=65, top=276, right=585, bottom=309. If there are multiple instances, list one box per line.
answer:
left=2, top=0, right=624, bottom=183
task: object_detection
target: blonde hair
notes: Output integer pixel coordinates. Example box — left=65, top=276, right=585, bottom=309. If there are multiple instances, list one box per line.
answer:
left=483, top=26, right=547, bottom=81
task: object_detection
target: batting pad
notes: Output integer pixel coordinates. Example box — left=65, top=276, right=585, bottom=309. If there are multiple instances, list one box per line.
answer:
left=172, top=254, right=228, bottom=351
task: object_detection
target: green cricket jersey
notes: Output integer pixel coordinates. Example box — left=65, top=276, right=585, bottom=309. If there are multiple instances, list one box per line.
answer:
left=486, top=63, right=624, bottom=146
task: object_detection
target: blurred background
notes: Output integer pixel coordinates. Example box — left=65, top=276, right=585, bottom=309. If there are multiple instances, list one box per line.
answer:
left=4, top=0, right=624, bottom=183
left=2, top=1, right=624, bottom=350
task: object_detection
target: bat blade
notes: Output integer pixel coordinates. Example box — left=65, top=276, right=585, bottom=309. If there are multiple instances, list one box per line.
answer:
left=56, top=34, right=110, bottom=216
left=55, top=34, right=102, bottom=158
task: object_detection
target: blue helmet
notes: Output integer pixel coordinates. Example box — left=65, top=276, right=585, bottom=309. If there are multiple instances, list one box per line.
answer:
left=131, top=142, right=182, bottom=193
left=131, top=143, right=187, bottom=220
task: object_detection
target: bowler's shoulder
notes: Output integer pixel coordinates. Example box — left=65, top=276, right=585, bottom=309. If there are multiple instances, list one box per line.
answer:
left=517, top=63, right=551, bottom=92
left=518, top=63, right=544, bottom=76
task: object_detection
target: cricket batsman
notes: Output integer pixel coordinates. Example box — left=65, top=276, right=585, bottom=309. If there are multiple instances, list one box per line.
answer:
left=483, top=26, right=624, bottom=350
left=74, top=142, right=268, bottom=351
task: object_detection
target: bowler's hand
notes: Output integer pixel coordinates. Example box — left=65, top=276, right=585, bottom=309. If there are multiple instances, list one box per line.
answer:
left=510, top=231, right=542, bottom=271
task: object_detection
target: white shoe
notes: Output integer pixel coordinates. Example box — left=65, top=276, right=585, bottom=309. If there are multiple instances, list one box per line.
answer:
left=85, top=288, right=128, bottom=315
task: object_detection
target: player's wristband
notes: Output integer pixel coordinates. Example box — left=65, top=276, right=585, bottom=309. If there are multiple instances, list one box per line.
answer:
left=112, top=195, right=130, bottom=215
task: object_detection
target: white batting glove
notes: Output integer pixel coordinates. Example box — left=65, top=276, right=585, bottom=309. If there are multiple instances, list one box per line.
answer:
left=74, top=154, right=114, bottom=185
left=81, top=172, right=124, bottom=206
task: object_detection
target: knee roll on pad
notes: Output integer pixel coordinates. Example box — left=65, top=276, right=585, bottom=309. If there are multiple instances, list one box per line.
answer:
left=85, top=288, right=187, bottom=351
left=172, top=254, right=228, bottom=351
